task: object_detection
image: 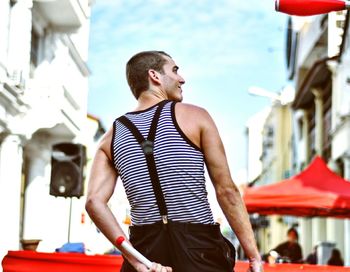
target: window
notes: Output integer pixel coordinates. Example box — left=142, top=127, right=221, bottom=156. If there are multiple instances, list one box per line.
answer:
left=30, top=30, right=39, bottom=68
left=335, top=158, right=344, bottom=177
left=30, top=29, right=40, bottom=77
left=297, top=117, right=303, bottom=140
left=323, top=85, right=332, bottom=161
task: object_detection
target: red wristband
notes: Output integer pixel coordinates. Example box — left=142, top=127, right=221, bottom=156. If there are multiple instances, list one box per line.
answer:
left=116, top=236, right=125, bottom=246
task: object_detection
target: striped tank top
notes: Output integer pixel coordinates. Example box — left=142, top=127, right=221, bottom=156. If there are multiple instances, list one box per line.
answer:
left=112, top=100, right=214, bottom=225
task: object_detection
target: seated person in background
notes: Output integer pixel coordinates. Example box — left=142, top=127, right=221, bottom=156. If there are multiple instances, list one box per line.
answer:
left=305, top=245, right=318, bottom=264
left=328, top=248, right=344, bottom=266
left=269, top=227, right=303, bottom=264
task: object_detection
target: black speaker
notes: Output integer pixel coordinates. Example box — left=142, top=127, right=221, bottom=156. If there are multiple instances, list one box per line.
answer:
left=50, top=143, right=86, bottom=198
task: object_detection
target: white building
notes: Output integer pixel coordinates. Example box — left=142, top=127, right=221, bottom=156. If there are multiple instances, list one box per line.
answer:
left=0, top=0, right=96, bottom=265
left=287, top=11, right=350, bottom=265
left=246, top=87, right=295, bottom=255
left=246, top=107, right=271, bottom=185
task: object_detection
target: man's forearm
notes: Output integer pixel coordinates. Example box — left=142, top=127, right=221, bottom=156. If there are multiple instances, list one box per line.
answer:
left=85, top=199, right=146, bottom=267
left=216, top=183, right=261, bottom=260
left=85, top=198, right=125, bottom=244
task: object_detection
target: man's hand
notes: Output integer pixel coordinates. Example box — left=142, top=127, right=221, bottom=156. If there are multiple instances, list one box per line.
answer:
left=134, top=262, right=172, bottom=272
left=248, top=258, right=264, bottom=272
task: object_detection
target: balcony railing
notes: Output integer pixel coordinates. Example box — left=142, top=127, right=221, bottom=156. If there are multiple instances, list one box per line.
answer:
left=25, top=79, right=85, bottom=136
left=33, top=0, right=90, bottom=29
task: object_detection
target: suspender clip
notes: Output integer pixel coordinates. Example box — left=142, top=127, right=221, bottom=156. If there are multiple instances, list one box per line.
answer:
left=162, top=215, right=168, bottom=225
left=142, top=140, right=154, bottom=155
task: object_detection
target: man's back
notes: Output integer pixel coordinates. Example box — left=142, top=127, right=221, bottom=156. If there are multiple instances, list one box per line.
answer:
left=86, top=50, right=262, bottom=272
left=132, top=100, right=208, bottom=148
left=111, top=100, right=214, bottom=225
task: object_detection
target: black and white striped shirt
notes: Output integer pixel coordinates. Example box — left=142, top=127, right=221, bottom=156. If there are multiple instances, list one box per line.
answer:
left=112, top=100, right=214, bottom=225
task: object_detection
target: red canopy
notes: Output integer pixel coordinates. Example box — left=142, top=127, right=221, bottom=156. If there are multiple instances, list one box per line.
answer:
left=243, top=156, right=350, bottom=218
left=3, top=250, right=350, bottom=272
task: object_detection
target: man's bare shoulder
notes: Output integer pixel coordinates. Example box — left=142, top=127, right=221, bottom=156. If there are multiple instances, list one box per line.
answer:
left=176, top=102, right=211, bottom=119
left=176, top=102, right=214, bottom=127
left=97, top=126, right=114, bottom=161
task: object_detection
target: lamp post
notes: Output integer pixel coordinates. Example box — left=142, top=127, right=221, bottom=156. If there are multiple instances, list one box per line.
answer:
left=248, top=86, right=281, bottom=102
left=248, top=85, right=295, bottom=105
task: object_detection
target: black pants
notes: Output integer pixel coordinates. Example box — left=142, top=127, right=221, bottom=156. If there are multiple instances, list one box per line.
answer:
left=120, top=221, right=235, bottom=272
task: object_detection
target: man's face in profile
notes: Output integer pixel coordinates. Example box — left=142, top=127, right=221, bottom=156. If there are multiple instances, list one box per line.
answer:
left=159, top=56, right=185, bottom=102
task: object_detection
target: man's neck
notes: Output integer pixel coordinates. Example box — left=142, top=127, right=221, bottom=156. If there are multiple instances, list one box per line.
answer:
left=135, top=91, right=167, bottom=112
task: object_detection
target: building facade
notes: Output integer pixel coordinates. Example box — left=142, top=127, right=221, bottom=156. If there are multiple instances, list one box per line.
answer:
left=284, top=11, right=350, bottom=265
left=246, top=89, right=294, bottom=256
left=246, top=107, right=271, bottom=185
left=0, top=0, right=95, bottom=265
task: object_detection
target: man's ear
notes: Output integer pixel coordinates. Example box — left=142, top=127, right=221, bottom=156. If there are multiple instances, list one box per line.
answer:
left=148, top=69, right=162, bottom=85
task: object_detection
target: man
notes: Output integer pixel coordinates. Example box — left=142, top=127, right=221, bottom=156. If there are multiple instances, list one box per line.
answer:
left=86, top=51, right=262, bottom=272
left=270, top=228, right=302, bottom=263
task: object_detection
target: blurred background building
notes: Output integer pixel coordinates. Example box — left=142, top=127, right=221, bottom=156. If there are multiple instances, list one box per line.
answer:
left=2, top=0, right=350, bottom=269
left=0, top=0, right=129, bottom=266
left=246, top=11, right=350, bottom=265
left=246, top=86, right=295, bottom=255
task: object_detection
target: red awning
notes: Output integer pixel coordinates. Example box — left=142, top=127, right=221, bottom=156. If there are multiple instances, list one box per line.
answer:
left=3, top=250, right=350, bottom=272
left=243, top=156, right=350, bottom=218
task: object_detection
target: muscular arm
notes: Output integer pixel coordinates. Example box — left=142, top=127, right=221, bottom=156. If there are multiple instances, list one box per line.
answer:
left=85, top=128, right=146, bottom=270
left=85, top=129, right=121, bottom=243
left=199, top=109, right=261, bottom=263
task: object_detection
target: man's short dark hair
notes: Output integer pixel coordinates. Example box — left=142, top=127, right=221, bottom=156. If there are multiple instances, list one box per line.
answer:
left=126, top=51, right=171, bottom=99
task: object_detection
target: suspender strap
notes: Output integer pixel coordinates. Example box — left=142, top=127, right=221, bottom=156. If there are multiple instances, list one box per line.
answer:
left=148, top=101, right=164, bottom=142
left=118, top=117, right=144, bottom=145
left=117, top=101, right=169, bottom=223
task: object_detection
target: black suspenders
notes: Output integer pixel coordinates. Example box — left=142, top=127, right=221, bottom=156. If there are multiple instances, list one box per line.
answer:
left=117, top=101, right=169, bottom=224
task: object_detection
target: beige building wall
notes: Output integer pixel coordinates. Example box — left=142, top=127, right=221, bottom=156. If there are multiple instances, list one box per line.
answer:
left=289, top=11, right=350, bottom=264
left=252, top=99, right=294, bottom=255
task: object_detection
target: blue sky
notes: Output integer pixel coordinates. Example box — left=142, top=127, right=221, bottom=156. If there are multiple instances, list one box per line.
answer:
left=87, top=0, right=288, bottom=182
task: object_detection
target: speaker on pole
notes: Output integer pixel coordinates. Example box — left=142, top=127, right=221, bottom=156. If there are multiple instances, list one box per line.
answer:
left=50, top=143, right=86, bottom=198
